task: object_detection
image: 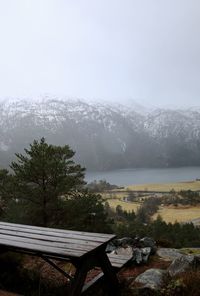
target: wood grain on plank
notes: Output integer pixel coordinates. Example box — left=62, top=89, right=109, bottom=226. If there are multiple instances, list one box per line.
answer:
left=0, top=223, right=115, bottom=243
left=0, top=222, right=114, bottom=238
left=0, top=228, right=103, bottom=248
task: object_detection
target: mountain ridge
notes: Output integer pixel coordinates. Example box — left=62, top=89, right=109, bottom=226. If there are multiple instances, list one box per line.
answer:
left=0, top=97, right=200, bottom=170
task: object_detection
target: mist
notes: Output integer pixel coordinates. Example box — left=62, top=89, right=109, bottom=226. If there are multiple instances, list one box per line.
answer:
left=0, top=1, right=199, bottom=107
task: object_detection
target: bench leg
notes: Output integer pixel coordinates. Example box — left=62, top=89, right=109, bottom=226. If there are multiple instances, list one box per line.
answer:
left=98, top=253, right=121, bottom=296
left=69, top=263, right=88, bottom=296
left=69, top=252, right=120, bottom=296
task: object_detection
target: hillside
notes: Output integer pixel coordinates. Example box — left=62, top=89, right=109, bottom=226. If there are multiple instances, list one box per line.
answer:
left=0, top=97, right=200, bottom=170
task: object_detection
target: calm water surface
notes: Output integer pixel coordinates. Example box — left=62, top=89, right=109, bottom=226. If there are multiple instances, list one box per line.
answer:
left=86, top=167, right=200, bottom=186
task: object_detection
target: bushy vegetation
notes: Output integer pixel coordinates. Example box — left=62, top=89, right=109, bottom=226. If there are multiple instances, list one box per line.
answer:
left=159, top=190, right=200, bottom=207
left=0, top=252, right=69, bottom=296
left=104, top=198, right=200, bottom=248
left=160, top=271, right=200, bottom=296
left=113, top=214, right=200, bottom=248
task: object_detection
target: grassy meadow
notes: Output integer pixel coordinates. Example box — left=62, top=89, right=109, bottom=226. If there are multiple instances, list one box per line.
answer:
left=106, top=198, right=140, bottom=212
left=123, top=180, right=200, bottom=192
left=102, top=191, right=142, bottom=212
left=153, top=205, right=200, bottom=224
left=103, top=180, right=200, bottom=223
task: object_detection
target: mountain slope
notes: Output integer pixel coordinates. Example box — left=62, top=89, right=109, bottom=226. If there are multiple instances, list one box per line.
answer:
left=0, top=98, right=200, bottom=170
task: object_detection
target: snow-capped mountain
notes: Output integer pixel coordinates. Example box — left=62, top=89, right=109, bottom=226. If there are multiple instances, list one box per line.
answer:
left=0, top=97, right=200, bottom=170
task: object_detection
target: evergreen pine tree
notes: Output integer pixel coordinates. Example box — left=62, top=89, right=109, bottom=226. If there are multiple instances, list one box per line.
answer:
left=10, top=138, right=85, bottom=226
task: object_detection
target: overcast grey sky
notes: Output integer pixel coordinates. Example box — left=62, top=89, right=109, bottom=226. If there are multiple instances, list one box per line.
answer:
left=0, top=0, right=200, bottom=107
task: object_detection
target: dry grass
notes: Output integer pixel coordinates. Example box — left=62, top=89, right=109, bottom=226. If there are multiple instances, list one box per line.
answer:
left=102, top=192, right=128, bottom=199
left=180, top=248, right=200, bottom=255
left=121, top=180, right=200, bottom=192
left=102, top=180, right=200, bottom=222
left=106, top=199, right=140, bottom=212
left=153, top=205, right=200, bottom=224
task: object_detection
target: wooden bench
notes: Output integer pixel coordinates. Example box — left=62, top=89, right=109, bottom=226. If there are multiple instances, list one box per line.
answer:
left=82, top=253, right=132, bottom=293
left=0, top=222, right=132, bottom=296
left=108, top=253, right=132, bottom=269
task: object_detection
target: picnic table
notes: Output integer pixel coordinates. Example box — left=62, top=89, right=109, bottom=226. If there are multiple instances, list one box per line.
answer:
left=0, top=222, right=131, bottom=295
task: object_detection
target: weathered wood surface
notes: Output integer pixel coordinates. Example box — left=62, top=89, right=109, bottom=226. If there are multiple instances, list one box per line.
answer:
left=0, top=222, right=112, bottom=238
left=0, top=222, right=115, bottom=259
left=107, top=253, right=132, bottom=268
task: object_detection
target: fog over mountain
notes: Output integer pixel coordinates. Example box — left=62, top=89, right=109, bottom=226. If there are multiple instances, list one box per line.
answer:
left=1, top=97, right=200, bottom=171
left=1, top=1, right=200, bottom=108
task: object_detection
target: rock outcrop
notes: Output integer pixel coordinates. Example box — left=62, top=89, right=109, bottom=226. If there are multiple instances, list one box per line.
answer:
left=168, top=254, right=198, bottom=276
left=135, top=268, right=167, bottom=289
left=106, top=236, right=157, bottom=265
left=157, top=248, right=182, bottom=261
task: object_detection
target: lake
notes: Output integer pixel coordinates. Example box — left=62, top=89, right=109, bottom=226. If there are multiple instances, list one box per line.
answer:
left=86, top=167, right=200, bottom=186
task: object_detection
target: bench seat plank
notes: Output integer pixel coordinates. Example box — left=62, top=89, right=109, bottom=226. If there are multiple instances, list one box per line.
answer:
left=108, top=253, right=133, bottom=268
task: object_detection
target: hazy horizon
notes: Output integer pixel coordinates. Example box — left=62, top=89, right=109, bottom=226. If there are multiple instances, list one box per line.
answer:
left=0, top=94, right=199, bottom=110
left=0, top=1, right=200, bottom=108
